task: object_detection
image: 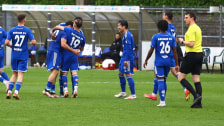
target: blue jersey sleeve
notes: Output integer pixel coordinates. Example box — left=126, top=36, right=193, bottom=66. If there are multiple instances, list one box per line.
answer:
left=151, top=35, right=157, bottom=48
left=81, top=36, right=86, bottom=47
left=27, top=28, right=35, bottom=41
left=60, top=30, right=67, bottom=40
left=171, top=36, right=177, bottom=47
left=125, top=33, right=135, bottom=53
left=3, top=30, right=7, bottom=38
left=6, top=29, right=12, bottom=40
left=64, top=27, right=72, bottom=34
left=167, top=24, right=177, bottom=38
left=122, top=31, right=135, bottom=60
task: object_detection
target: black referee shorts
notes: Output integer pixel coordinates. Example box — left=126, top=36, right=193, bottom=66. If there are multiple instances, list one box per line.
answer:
left=180, top=52, right=203, bottom=75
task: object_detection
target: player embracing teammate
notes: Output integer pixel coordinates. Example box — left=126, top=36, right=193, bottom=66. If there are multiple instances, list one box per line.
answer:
left=43, top=17, right=85, bottom=98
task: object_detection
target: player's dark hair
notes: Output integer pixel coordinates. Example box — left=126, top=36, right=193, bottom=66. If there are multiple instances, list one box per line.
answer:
left=157, top=20, right=168, bottom=32
left=74, top=17, right=83, bottom=28
left=165, top=11, right=173, bottom=20
left=186, top=11, right=196, bottom=21
left=116, top=32, right=121, bottom=37
left=65, top=21, right=73, bottom=26
left=118, top=20, right=128, bottom=29
left=17, top=14, right=26, bottom=23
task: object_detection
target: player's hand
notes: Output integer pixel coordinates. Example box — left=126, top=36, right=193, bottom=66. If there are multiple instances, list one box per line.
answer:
left=143, top=61, right=147, bottom=68
left=178, top=38, right=184, bottom=43
left=175, top=65, right=180, bottom=73
left=51, top=33, right=56, bottom=41
left=124, top=61, right=128, bottom=67
left=73, top=49, right=80, bottom=55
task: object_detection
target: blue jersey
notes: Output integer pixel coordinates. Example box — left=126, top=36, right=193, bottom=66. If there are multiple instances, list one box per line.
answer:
left=167, top=23, right=177, bottom=57
left=0, top=28, right=7, bottom=57
left=48, top=30, right=66, bottom=53
left=7, top=26, right=35, bottom=60
left=167, top=23, right=176, bottom=38
left=151, top=32, right=176, bottom=67
left=62, top=27, right=85, bottom=57
left=121, top=30, right=135, bottom=61
left=58, top=23, right=65, bottom=26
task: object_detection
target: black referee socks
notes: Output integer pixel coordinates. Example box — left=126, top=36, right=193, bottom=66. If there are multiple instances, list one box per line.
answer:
left=180, top=79, right=197, bottom=99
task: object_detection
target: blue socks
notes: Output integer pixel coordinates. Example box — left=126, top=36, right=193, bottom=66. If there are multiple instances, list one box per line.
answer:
left=45, top=81, right=53, bottom=90
left=72, top=75, right=79, bottom=93
left=119, top=74, right=126, bottom=92
left=62, top=75, right=67, bottom=88
left=51, top=84, right=55, bottom=93
left=153, top=77, right=158, bottom=94
left=15, top=82, right=22, bottom=92
left=119, top=74, right=135, bottom=95
left=127, top=76, right=135, bottom=95
left=59, top=75, right=63, bottom=93
left=0, top=76, right=4, bottom=82
left=8, top=82, right=15, bottom=92
left=1, top=72, right=9, bottom=81
left=8, top=82, right=22, bottom=94
left=158, top=78, right=166, bottom=101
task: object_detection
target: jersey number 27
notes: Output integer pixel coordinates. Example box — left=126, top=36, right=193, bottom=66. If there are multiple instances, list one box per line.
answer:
left=14, top=35, right=25, bottom=47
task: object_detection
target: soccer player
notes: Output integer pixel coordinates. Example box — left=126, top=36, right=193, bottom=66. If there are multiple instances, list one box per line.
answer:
left=114, top=20, right=136, bottom=99
left=178, top=11, right=203, bottom=108
left=143, top=20, right=179, bottom=107
left=144, top=11, right=190, bottom=101
left=50, top=17, right=85, bottom=98
left=5, top=14, right=36, bottom=100
left=0, top=26, right=9, bottom=89
left=42, top=21, right=73, bottom=98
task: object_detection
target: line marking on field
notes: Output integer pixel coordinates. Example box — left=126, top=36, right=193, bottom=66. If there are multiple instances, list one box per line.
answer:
left=82, top=81, right=223, bottom=84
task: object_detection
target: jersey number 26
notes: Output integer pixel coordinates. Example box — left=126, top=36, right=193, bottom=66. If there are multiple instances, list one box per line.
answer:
left=160, top=41, right=170, bottom=54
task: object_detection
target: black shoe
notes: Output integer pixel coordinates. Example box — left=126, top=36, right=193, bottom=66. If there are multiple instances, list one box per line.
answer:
left=191, top=95, right=202, bottom=108
left=191, top=104, right=202, bottom=108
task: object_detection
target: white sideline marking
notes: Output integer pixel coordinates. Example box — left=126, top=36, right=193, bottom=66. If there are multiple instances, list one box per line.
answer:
left=83, top=81, right=223, bottom=84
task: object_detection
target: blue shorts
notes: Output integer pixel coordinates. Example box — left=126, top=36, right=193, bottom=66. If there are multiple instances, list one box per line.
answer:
left=170, top=58, right=176, bottom=68
left=119, top=58, right=134, bottom=74
left=61, top=55, right=78, bottom=72
left=11, top=58, right=28, bottom=72
left=154, top=66, right=170, bottom=78
left=0, top=56, right=4, bottom=69
left=47, top=50, right=61, bottom=71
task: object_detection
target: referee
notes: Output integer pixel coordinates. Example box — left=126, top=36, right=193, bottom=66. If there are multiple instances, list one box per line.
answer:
left=178, top=11, right=203, bottom=108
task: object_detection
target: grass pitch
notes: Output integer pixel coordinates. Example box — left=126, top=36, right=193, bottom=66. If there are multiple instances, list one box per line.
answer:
left=0, top=67, right=223, bottom=126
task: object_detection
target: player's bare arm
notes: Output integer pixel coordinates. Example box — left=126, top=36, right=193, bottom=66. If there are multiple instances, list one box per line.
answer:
left=61, top=38, right=80, bottom=56
left=4, top=39, right=12, bottom=48
left=172, top=47, right=179, bottom=72
left=143, top=47, right=154, bottom=68
left=31, top=40, right=36, bottom=45
left=79, top=46, right=84, bottom=51
left=50, top=26, right=65, bottom=40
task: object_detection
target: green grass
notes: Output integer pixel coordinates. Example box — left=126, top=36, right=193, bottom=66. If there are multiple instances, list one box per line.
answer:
left=0, top=67, right=223, bottom=126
